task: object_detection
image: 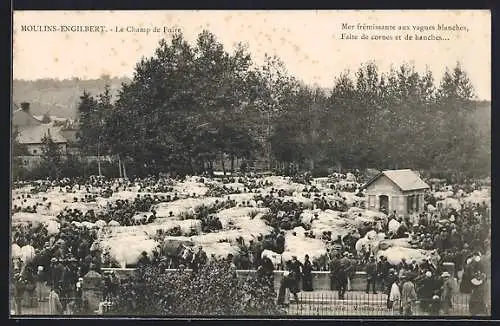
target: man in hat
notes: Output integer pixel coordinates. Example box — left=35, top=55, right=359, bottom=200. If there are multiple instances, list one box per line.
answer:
left=329, top=253, right=340, bottom=291
left=418, top=271, right=437, bottom=313
left=337, top=252, right=350, bottom=300
left=409, top=259, right=420, bottom=273
left=192, top=246, right=208, bottom=273
left=276, top=231, right=286, bottom=254
left=290, top=256, right=303, bottom=291
left=75, top=277, right=83, bottom=310
left=440, top=271, right=454, bottom=315
left=365, top=256, right=378, bottom=294
left=401, top=273, right=417, bottom=316
left=136, top=251, right=151, bottom=269
left=50, top=258, right=64, bottom=289
left=377, top=256, right=390, bottom=293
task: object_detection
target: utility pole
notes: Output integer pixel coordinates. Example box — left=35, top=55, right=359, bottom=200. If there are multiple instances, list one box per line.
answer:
left=97, top=135, right=102, bottom=177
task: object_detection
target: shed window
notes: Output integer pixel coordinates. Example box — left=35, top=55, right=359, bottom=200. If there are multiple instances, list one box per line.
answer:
left=407, top=195, right=418, bottom=213
left=368, top=195, right=376, bottom=207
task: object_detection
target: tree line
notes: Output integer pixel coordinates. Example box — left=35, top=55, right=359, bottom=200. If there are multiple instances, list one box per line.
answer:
left=17, top=30, right=490, bottom=180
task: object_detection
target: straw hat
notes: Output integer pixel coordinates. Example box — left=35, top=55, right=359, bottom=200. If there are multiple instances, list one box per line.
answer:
left=441, top=271, right=450, bottom=278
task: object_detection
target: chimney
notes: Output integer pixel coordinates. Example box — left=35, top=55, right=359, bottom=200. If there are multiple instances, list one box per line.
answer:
left=20, top=102, right=30, bottom=112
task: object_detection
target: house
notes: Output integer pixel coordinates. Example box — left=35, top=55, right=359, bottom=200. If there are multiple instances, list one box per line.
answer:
left=363, top=169, right=430, bottom=217
left=17, top=124, right=69, bottom=155
left=13, top=102, right=77, bottom=169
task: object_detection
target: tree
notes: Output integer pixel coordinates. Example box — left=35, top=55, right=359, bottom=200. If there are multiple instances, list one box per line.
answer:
left=38, top=134, right=63, bottom=179
left=106, top=31, right=259, bottom=176
left=432, top=63, right=482, bottom=177
left=76, top=90, right=99, bottom=155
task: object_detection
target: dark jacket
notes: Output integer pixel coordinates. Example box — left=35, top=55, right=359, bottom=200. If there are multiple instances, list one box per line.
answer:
left=366, top=261, right=378, bottom=278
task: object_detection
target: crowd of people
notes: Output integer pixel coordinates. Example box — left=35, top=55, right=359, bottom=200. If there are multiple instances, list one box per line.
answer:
left=10, top=174, right=490, bottom=316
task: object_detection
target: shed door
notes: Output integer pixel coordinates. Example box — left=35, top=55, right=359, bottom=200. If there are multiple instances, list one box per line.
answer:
left=379, top=195, right=389, bottom=213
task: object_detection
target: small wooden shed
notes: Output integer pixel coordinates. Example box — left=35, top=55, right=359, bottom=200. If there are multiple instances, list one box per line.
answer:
left=363, top=169, right=430, bottom=216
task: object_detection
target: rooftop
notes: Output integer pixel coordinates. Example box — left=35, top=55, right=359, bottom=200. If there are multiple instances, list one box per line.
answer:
left=16, top=124, right=68, bottom=144
left=364, top=169, right=430, bottom=192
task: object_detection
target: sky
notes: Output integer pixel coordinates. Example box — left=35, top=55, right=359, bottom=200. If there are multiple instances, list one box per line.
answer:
left=13, top=10, right=491, bottom=100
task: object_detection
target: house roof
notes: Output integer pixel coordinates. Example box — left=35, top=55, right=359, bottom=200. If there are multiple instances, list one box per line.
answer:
left=12, top=108, right=43, bottom=128
left=17, top=124, right=68, bottom=144
left=363, top=169, right=430, bottom=192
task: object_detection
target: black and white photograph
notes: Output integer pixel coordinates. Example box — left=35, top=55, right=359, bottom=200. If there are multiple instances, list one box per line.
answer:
left=11, top=10, right=491, bottom=318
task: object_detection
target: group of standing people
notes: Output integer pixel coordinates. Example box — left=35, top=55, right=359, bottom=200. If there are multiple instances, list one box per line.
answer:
left=276, top=255, right=314, bottom=305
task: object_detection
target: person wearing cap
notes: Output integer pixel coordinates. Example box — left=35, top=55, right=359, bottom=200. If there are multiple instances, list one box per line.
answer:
left=418, top=271, right=437, bottom=313
left=48, top=284, right=63, bottom=315
left=192, top=246, right=208, bottom=274
left=36, top=265, right=45, bottom=301
left=277, top=262, right=299, bottom=305
left=400, top=273, right=417, bottom=316
left=409, top=259, right=420, bottom=273
left=50, top=258, right=64, bottom=289
left=388, top=277, right=401, bottom=313
left=75, top=277, right=83, bottom=310
left=440, top=271, right=454, bottom=315
left=337, top=253, right=350, bottom=300
left=302, top=255, right=313, bottom=292
left=365, top=256, right=378, bottom=294
left=469, top=272, right=487, bottom=316
left=136, top=251, right=151, bottom=269
left=329, top=253, right=340, bottom=291
left=290, top=256, right=303, bottom=291
left=377, top=256, right=390, bottom=294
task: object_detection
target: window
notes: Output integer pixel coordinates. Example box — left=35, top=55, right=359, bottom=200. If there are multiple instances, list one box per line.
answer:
left=369, top=195, right=376, bottom=207
left=33, top=149, right=37, bottom=154
left=407, top=195, right=414, bottom=213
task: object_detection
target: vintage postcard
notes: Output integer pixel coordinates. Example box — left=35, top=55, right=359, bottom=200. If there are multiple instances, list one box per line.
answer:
left=11, top=10, right=491, bottom=318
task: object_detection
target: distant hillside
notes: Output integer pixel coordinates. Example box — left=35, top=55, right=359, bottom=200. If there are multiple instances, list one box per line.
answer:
left=12, top=77, right=131, bottom=119
left=13, top=78, right=490, bottom=132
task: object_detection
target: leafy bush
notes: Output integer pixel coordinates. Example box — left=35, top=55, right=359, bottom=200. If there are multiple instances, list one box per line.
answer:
left=110, top=262, right=284, bottom=316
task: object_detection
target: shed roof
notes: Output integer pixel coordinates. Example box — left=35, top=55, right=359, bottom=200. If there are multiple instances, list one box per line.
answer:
left=363, top=169, right=429, bottom=192
left=17, top=125, right=68, bottom=144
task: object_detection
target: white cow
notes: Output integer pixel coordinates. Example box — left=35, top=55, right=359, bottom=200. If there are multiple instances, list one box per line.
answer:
left=95, top=220, right=107, bottom=228
left=43, top=220, right=60, bottom=235
left=388, top=219, right=401, bottom=234
left=20, top=245, right=36, bottom=264
left=12, top=244, right=22, bottom=259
